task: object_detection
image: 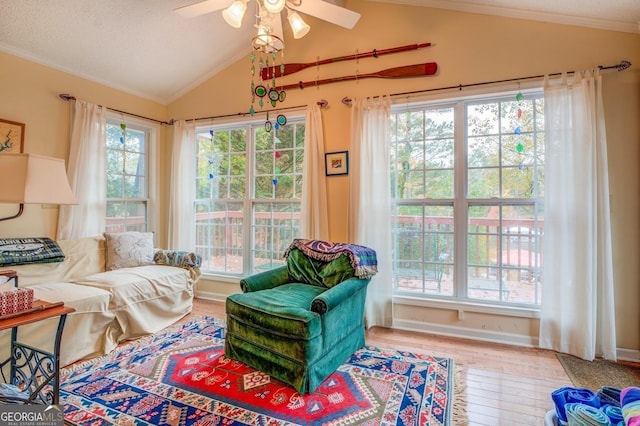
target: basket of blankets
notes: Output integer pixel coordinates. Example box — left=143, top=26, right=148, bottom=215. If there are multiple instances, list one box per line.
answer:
left=547, top=386, right=640, bottom=425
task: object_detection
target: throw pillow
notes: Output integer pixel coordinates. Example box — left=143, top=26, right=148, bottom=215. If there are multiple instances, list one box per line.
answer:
left=104, top=232, right=154, bottom=270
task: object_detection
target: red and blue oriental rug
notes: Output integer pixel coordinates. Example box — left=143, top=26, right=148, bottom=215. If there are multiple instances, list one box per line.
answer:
left=61, top=316, right=457, bottom=425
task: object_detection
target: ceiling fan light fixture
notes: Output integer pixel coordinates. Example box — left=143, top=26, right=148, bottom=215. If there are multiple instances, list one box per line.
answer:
left=252, top=23, right=284, bottom=52
left=222, top=0, right=247, bottom=28
left=287, top=10, right=310, bottom=39
left=263, top=0, right=286, bottom=14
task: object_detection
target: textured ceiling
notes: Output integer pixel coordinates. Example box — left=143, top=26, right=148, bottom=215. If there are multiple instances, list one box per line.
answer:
left=0, top=0, right=638, bottom=104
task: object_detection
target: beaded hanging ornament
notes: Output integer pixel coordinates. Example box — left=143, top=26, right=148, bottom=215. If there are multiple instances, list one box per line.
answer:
left=514, top=89, right=525, bottom=169
left=208, top=129, right=215, bottom=180
left=248, top=33, right=287, bottom=132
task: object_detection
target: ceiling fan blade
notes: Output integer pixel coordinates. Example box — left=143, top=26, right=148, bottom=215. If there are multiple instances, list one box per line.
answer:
left=174, top=0, right=232, bottom=18
left=290, top=0, right=361, bottom=29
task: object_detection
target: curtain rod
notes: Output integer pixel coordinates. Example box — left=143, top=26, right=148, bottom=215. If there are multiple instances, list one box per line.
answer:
left=59, top=94, right=329, bottom=125
left=58, top=94, right=172, bottom=125
left=184, top=99, right=329, bottom=123
left=340, top=59, right=632, bottom=105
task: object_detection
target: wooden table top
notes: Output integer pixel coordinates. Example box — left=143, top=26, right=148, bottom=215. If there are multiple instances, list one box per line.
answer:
left=0, top=300, right=75, bottom=331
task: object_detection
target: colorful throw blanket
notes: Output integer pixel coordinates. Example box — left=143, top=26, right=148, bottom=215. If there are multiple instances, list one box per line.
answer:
left=153, top=250, right=202, bottom=281
left=621, top=387, right=640, bottom=426
left=283, top=239, right=378, bottom=278
left=0, top=237, right=65, bottom=267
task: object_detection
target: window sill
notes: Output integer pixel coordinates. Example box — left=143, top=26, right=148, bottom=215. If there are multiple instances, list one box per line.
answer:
left=200, top=273, right=242, bottom=284
left=393, top=295, right=540, bottom=319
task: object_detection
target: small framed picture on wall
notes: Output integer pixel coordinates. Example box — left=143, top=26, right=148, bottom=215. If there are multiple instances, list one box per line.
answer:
left=0, top=119, right=25, bottom=154
left=325, top=151, right=349, bottom=176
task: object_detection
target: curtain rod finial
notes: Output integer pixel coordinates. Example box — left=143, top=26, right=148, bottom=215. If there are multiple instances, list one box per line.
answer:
left=58, top=93, right=76, bottom=101
left=617, top=60, right=632, bottom=71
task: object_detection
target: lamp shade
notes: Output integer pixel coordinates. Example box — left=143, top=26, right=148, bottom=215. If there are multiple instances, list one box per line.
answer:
left=222, top=0, right=247, bottom=28
left=287, top=10, right=310, bottom=39
left=0, top=153, right=77, bottom=205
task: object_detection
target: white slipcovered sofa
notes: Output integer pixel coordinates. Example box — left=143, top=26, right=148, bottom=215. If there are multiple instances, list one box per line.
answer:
left=0, top=233, right=201, bottom=366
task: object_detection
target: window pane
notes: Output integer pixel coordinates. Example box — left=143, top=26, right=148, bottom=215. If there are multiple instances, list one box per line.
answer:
left=425, top=170, right=454, bottom=198
left=105, top=201, right=146, bottom=233
left=468, top=168, right=500, bottom=198
left=393, top=205, right=453, bottom=296
left=467, top=102, right=499, bottom=136
left=256, top=151, right=274, bottom=174
left=108, top=175, right=124, bottom=198
left=468, top=136, right=499, bottom=167
left=196, top=201, right=244, bottom=274
left=124, top=176, right=145, bottom=198
left=468, top=204, right=542, bottom=304
left=252, top=202, right=300, bottom=272
left=229, top=154, right=245, bottom=175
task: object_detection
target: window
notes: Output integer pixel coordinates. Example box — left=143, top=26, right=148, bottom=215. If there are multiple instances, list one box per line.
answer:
left=105, top=116, right=155, bottom=233
left=391, top=91, right=544, bottom=307
left=195, top=118, right=305, bottom=275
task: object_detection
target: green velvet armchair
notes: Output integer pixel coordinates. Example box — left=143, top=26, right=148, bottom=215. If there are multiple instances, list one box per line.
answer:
left=225, top=239, right=377, bottom=394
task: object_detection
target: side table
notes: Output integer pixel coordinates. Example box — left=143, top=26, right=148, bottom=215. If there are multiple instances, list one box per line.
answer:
left=0, top=300, right=74, bottom=405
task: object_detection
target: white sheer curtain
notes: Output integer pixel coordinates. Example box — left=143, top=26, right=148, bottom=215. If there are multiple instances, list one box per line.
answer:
left=168, top=120, right=196, bottom=251
left=300, top=103, right=329, bottom=240
left=539, top=70, right=616, bottom=360
left=57, top=100, right=107, bottom=240
left=348, top=96, right=393, bottom=328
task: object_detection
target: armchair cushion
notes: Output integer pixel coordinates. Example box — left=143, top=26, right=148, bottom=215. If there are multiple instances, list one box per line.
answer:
left=227, top=283, right=324, bottom=340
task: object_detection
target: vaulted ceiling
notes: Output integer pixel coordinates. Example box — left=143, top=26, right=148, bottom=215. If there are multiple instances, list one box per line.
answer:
left=0, top=0, right=637, bottom=104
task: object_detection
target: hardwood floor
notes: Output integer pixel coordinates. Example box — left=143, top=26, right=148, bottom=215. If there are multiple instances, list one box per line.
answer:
left=186, top=298, right=571, bottom=425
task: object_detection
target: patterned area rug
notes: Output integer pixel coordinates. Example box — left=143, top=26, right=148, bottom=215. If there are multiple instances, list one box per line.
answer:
left=61, top=316, right=456, bottom=425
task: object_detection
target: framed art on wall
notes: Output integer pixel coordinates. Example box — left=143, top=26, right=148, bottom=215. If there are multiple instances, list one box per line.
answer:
left=325, top=151, right=349, bottom=176
left=0, top=119, right=25, bottom=154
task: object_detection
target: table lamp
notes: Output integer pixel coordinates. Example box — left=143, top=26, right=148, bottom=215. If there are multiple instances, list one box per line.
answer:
left=0, top=153, right=78, bottom=222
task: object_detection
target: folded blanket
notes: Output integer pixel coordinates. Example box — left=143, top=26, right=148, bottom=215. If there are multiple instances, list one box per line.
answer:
left=621, top=387, right=640, bottom=426
left=565, top=403, right=611, bottom=425
left=0, top=237, right=65, bottom=266
left=154, top=250, right=202, bottom=281
left=552, top=387, right=600, bottom=424
left=600, top=405, right=623, bottom=425
left=283, top=239, right=378, bottom=279
left=598, top=387, right=622, bottom=408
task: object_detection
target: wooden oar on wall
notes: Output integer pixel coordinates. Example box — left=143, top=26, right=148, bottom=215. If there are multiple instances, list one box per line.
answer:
left=278, top=62, right=438, bottom=91
left=261, top=42, right=432, bottom=80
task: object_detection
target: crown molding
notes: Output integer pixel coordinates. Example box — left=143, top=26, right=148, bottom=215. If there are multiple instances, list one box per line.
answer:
left=368, top=0, right=640, bottom=34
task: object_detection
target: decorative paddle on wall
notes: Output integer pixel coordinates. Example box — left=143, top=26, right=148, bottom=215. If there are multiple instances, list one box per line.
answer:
left=279, top=62, right=438, bottom=90
left=261, top=42, right=432, bottom=80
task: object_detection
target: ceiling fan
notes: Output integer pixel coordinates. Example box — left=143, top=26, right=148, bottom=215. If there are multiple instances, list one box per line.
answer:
left=175, top=0, right=361, bottom=51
